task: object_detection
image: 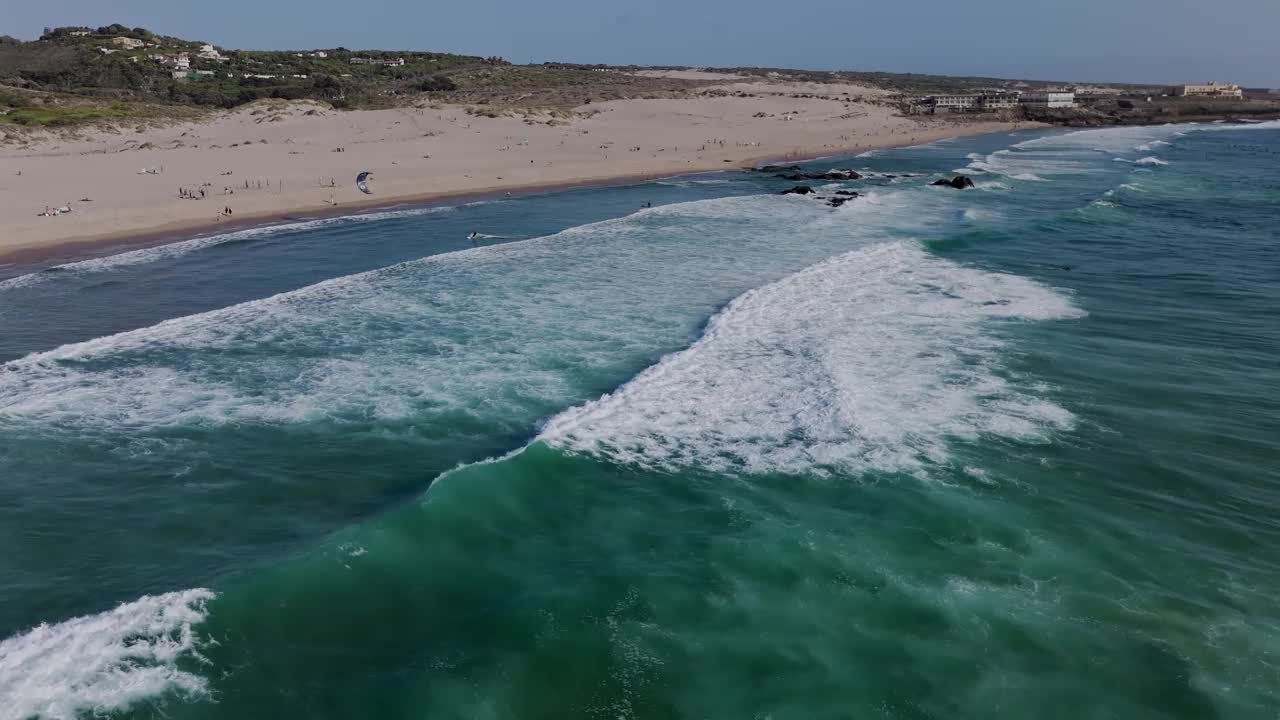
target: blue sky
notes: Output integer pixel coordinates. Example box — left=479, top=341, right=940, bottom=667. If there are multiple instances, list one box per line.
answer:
left=8, top=0, right=1279, bottom=86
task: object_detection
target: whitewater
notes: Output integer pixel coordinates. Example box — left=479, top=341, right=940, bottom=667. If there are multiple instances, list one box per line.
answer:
left=3, top=121, right=1279, bottom=720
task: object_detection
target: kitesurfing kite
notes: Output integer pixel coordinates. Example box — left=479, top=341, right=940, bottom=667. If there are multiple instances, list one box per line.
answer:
left=356, top=171, right=373, bottom=194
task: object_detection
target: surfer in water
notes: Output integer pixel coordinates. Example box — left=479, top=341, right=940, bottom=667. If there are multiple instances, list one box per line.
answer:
left=468, top=231, right=479, bottom=240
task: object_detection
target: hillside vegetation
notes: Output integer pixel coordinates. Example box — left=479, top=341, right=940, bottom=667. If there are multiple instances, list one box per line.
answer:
left=0, top=25, right=508, bottom=109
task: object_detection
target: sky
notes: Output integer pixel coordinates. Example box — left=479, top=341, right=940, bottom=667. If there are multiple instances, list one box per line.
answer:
left=7, top=0, right=1279, bottom=87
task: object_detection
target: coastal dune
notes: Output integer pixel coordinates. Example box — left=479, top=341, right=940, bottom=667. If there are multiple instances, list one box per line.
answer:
left=0, top=73, right=1028, bottom=262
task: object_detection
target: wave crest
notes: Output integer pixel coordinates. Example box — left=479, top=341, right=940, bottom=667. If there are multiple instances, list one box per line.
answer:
left=0, top=589, right=216, bottom=720
left=542, top=242, right=1084, bottom=477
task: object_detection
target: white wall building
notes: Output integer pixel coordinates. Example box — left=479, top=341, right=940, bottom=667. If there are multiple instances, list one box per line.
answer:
left=196, top=44, right=228, bottom=61
left=1179, top=82, right=1243, bottom=99
left=930, top=94, right=981, bottom=112
left=1021, top=91, right=1076, bottom=108
left=979, top=93, right=1020, bottom=110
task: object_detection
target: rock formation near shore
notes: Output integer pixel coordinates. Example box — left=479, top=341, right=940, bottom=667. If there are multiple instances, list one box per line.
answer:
left=932, top=175, right=975, bottom=190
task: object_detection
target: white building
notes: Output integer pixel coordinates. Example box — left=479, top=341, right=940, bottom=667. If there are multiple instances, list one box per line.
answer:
left=930, top=94, right=982, bottom=112
left=349, top=57, right=404, bottom=66
left=154, top=53, right=192, bottom=69
left=111, top=37, right=145, bottom=50
left=69, top=30, right=90, bottom=37
left=979, top=93, right=1020, bottom=110
left=1179, top=82, right=1243, bottom=99
left=1021, top=91, right=1076, bottom=108
left=196, top=44, right=228, bottom=61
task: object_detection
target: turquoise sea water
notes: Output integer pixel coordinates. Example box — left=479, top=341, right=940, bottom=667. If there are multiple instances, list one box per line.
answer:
left=1, top=122, right=1278, bottom=719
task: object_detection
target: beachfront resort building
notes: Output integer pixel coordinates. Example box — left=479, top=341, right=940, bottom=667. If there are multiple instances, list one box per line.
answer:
left=1177, top=82, right=1243, bottom=99
left=979, top=93, right=1020, bottom=110
left=929, top=94, right=982, bottom=112
left=917, top=92, right=1023, bottom=113
left=1020, top=91, right=1077, bottom=108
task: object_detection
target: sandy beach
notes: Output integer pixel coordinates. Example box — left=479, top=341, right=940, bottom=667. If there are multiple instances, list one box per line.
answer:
left=0, top=73, right=1034, bottom=263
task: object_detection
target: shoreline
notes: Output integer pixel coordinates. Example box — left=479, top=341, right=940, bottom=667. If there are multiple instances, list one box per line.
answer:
left=0, top=123, right=1030, bottom=270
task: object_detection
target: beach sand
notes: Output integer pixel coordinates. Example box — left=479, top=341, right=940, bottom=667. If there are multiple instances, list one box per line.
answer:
left=0, top=73, right=1034, bottom=263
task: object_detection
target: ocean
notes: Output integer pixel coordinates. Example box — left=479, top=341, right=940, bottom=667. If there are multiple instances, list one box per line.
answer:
left=1, top=121, right=1278, bottom=719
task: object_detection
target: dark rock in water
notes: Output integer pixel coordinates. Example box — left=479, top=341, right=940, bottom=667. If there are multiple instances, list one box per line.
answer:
left=828, top=197, right=852, bottom=207
left=777, top=168, right=863, bottom=182
left=932, top=175, right=976, bottom=190
left=755, top=164, right=802, bottom=174
left=781, top=185, right=815, bottom=195
left=835, top=190, right=859, bottom=197
left=823, top=169, right=862, bottom=180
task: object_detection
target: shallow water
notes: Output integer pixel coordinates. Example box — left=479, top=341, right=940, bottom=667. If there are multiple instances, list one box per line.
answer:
left=2, top=122, right=1278, bottom=720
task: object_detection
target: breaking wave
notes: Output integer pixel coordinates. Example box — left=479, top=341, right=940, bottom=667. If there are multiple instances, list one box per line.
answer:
left=0, top=192, right=950, bottom=432
left=0, top=590, right=216, bottom=720
left=542, top=241, right=1084, bottom=477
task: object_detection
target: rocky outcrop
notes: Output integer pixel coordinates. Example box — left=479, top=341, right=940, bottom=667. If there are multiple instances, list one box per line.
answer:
left=778, top=169, right=862, bottom=182
left=755, top=164, right=802, bottom=174
left=781, top=185, right=815, bottom=195
left=931, top=175, right=976, bottom=189
left=755, top=164, right=862, bottom=181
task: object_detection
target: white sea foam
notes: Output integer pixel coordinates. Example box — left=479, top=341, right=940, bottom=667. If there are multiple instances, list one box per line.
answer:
left=4, top=192, right=944, bottom=431
left=963, top=147, right=1082, bottom=180
left=1013, top=121, right=1278, bottom=160
left=541, top=241, right=1084, bottom=477
left=1134, top=156, right=1169, bottom=166
left=0, top=589, right=215, bottom=720
left=0, top=206, right=454, bottom=292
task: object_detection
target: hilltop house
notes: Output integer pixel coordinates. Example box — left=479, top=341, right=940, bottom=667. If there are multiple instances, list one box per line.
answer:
left=112, top=37, right=145, bottom=50
left=349, top=57, right=405, bottom=66
left=196, top=43, right=228, bottom=61
left=1178, top=82, right=1243, bottom=99
left=154, top=53, right=192, bottom=70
